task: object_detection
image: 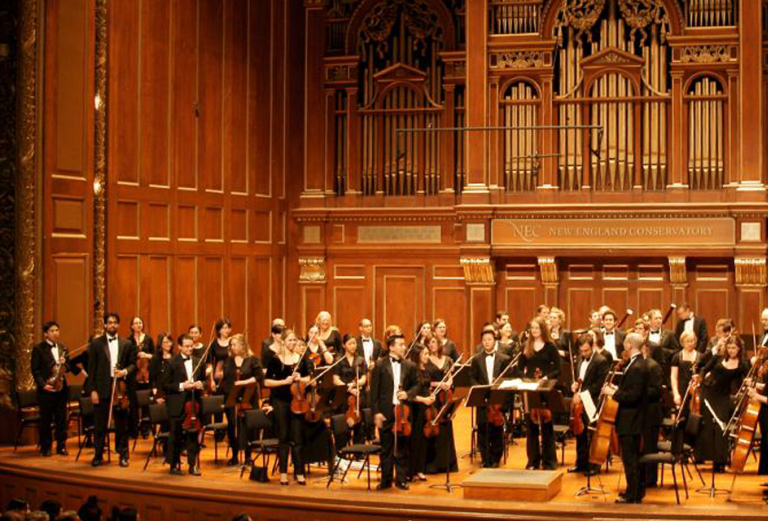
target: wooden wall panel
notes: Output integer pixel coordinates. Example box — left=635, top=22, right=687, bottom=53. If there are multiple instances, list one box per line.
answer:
left=302, top=286, right=325, bottom=336
left=250, top=0, right=271, bottom=197
left=252, top=258, right=272, bottom=342
left=146, top=256, right=171, bottom=335
left=170, top=0, right=198, bottom=190
left=114, top=256, right=140, bottom=333
left=173, top=257, right=197, bottom=333
left=433, top=287, right=467, bottom=355
left=110, top=0, right=139, bottom=185
left=334, top=286, right=367, bottom=338
left=566, top=288, right=593, bottom=331
left=198, top=0, right=224, bottom=194
left=469, top=287, right=493, bottom=345
left=229, top=257, right=248, bottom=334
left=375, top=267, right=425, bottom=340
left=737, top=289, right=763, bottom=334
left=504, top=287, right=537, bottom=333
left=52, top=256, right=89, bottom=349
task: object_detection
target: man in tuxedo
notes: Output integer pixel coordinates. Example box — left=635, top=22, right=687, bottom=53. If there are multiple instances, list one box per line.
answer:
left=165, top=334, right=205, bottom=476
left=601, top=310, right=626, bottom=361
left=261, top=318, right=285, bottom=354
left=85, top=312, right=136, bottom=467
left=371, top=332, right=418, bottom=490
left=603, top=333, right=649, bottom=504
left=470, top=329, right=511, bottom=468
left=675, top=303, right=708, bottom=353
left=356, top=318, right=382, bottom=368
left=647, top=308, right=679, bottom=377
left=31, top=321, right=77, bottom=457
left=568, top=334, right=609, bottom=475
left=642, top=342, right=665, bottom=488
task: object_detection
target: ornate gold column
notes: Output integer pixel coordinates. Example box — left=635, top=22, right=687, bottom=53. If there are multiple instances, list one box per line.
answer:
left=15, top=0, right=43, bottom=394
left=93, top=0, right=107, bottom=332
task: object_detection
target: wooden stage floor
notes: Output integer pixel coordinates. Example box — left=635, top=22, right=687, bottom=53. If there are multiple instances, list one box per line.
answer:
left=1, top=407, right=767, bottom=521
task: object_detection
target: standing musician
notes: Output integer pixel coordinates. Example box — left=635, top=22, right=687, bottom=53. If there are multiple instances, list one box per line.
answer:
left=208, top=318, right=232, bottom=393
left=264, top=329, right=310, bottom=486
left=470, top=329, right=510, bottom=469
left=316, top=311, right=342, bottom=355
left=433, top=319, right=460, bottom=362
left=601, top=310, right=626, bottom=362
left=260, top=322, right=285, bottom=371
left=165, top=334, right=205, bottom=476
left=568, top=334, right=609, bottom=476
left=129, top=316, right=154, bottom=439
left=356, top=318, right=383, bottom=371
left=518, top=316, right=561, bottom=470
left=31, top=321, right=77, bottom=457
left=262, top=318, right=286, bottom=354
left=602, top=333, right=649, bottom=504
left=408, top=343, right=438, bottom=482
left=305, top=325, right=334, bottom=367
left=333, top=334, right=368, bottom=450
left=371, top=332, right=419, bottom=490
left=498, top=322, right=517, bottom=358
left=647, top=308, right=680, bottom=377
left=425, top=334, right=458, bottom=474
left=588, top=310, right=601, bottom=330
left=675, top=303, right=708, bottom=353
left=641, top=338, right=665, bottom=488
left=670, top=331, right=700, bottom=414
left=85, top=312, right=136, bottom=468
left=221, top=334, right=262, bottom=466
left=188, top=324, right=206, bottom=358
left=549, top=307, right=573, bottom=395
left=149, top=333, right=175, bottom=404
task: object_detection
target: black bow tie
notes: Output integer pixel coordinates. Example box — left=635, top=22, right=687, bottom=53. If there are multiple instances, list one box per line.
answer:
left=605, top=332, right=614, bottom=336
left=182, top=356, right=191, bottom=361
left=390, top=358, right=401, bottom=365
left=108, top=336, right=117, bottom=342
left=47, top=342, right=56, bottom=349
left=651, top=330, right=660, bottom=334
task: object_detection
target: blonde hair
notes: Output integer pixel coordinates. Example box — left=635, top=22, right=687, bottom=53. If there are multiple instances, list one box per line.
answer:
left=679, top=330, right=697, bottom=349
left=230, top=334, right=252, bottom=358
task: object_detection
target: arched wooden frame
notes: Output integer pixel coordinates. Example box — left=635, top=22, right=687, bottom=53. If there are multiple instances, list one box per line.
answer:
left=498, top=78, right=543, bottom=192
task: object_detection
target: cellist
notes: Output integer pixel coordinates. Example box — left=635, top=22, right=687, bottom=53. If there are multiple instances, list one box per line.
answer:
left=568, top=334, right=609, bottom=476
left=332, top=334, right=367, bottom=451
left=164, top=334, right=205, bottom=476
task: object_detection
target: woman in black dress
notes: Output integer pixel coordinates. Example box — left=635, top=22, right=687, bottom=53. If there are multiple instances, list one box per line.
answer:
left=221, top=334, right=262, bottom=466
left=696, top=335, right=748, bottom=471
left=150, top=333, right=174, bottom=404
left=408, top=343, right=436, bottom=482
left=433, top=319, right=459, bottom=362
left=261, top=323, right=284, bottom=372
left=129, top=316, right=155, bottom=438
left=316, top=311, right=342, bottom=355
left=209, top=318, right=232, bottom=393
left=670, top=330, right=701, bottom=413
left=264, top=329, right=310, bottom=485
left=425, top=335, right=458, bottom=474
left=518, top=316, right=561, bottom=470
left=332, top=334, right=367, bottom=450
left=498, top=322, right=518, bottom=358
left=188, top=324, right=206, bottom=359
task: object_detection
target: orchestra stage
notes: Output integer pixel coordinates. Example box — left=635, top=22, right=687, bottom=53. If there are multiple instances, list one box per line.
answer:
left=1, top=408, right=766, bottom=521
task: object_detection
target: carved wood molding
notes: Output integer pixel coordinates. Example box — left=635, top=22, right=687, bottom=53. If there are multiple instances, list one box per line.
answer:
left=299, top=257, right=327, bottom=284
left=735, top=257, right=767, bottom=287
left=668, top=256, right=687, bottom=286
left=93, top=0, right=107, bottom=334
left=489, top=51, right=546, bottom=70
left=461, top=257, right=495, bottom=285
left=678, top=45, right=737, bottom=64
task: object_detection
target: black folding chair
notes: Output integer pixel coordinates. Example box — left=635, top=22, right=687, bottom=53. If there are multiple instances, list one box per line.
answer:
left=201, top=395, right=227, bottom=463
left=639, top=422, right=687, bottom=504
left=14, top=390, right=40, bottom=451
left=327, top=413, right=380, bottom=491
left=75, top=396, right=112, bottom=463
left=143, top=403, right=170, bottom=470
left=132, top=390, right=152, bottom=451
left=240, top=409, right=279, bottom=479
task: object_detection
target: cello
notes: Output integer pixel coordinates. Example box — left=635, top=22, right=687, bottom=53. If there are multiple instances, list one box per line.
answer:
left=588, top=359, right=623, bottom=467
left=729, top=341, right=767, bottom=473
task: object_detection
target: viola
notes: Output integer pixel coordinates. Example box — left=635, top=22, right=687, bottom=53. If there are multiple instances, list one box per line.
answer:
left=588, top=359, right=623, bottom=466
left=570, top=378, right=585, bottom=436
left=393, top=385, right=412, bottom=437
left=136, top=351, right=150, bottom=384
left=290, top=378, right=310, bottom=415
left=345, top=360, right=362, bottom=427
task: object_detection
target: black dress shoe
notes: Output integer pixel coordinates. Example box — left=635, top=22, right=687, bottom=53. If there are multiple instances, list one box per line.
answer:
left=376, top=482, right=392, bottom=490
left=57, top=447, right=69, bottom=456
left=568, top=466, right=586, bottom=473
left=226, top=457, right=239, bottom=467
left=91, top=458, right=102, bottom=467
left=395, top=481, right=409, bottom=490
left=170, top=467, right=184, bottom=476
left=189, top=466, right=201, bottom=476
left=119, top=458, right=129, bottom=468
left=525, top=464, right=538, bottom=470
left=615, top=496, right=636, bottom=504
left=41, top=450, right=52, bottom=457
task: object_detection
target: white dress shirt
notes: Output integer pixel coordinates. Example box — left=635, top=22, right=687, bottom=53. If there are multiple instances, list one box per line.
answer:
left=485, top=352, right=495, bottom=384
left=47, top=341, right=60, bottom=363
left=362, top=337, right=374, bottom=365
left=179, top=355, right=194, bottom=391
left=391, top=357, right=402, bottom=405
left=649, top=330, right=661, bottom=344
left=107, top=335, right=119, bottom=377
left=603, top=330, right=617, bottom=360
left=684, top=315, right=694, bottom=333
left=578, top=355, right=591, bottom=382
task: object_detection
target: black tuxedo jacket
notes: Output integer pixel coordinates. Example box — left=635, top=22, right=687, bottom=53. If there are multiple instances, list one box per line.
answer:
left=602, top=329, right=626, bottom=359
left=675, top=316, right=708, bottom=353
left=370, top=357, right=418, bottom=421
left=575, top=352, right=610, bottom=404
left=644, top=356, right=664, bottom=427
left=470, top=350, right=511, bottom=386
left=356, top=336, right=383, bottom=362
left=31, top=341, right=73, bottom=391
left=85, top=335, right=136, bottom=400
left=613, top=354, right=648, bottom=436
left=164, top=354, right=206, bottom=418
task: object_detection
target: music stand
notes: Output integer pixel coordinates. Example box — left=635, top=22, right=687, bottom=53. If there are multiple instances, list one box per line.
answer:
left=518, top=380, right=567, bottom=472
left=696, top=399, right=729, bottom=497
left=466, top=385, right=514, bottom=468
left=429, top=396, right=464, bottom=493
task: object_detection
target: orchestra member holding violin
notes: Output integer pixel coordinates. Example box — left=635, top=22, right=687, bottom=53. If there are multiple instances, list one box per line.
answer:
left=129, top=316, right=154, bottom=439
left=568, top=334, right=609, bottom=476
left=333, top=334, right=367, bottom=450
left=408, top=343, right=437, bottom=482
left=670, top=331, right=700, bottom=415
left=32, top=321, right=76, bottom=457
left=601, top=333, right=648, bottom=504
left=470, top=329, right=509, bottom=469
left=433, top=319, right=460, bottom=362
left=221, top=334, right=262, bottom=466
left=356, top=318, right=382, bottom=369
left=425, top=334, right=458, bottom=474
left=165, top=334, right=205, bottom=476
left=316, top=311, right=342, bottom=355
left=518, top=316, right=561, bottom=470
left=264, top=329, right=310, bottom=486
left=371, top=332, right=418, bottom=490
left=549, top=307, right=573, bottom=395
left=85, top=312, right=136, bottom=468
left=306, top=325, right=334, bottom=367
left=696, top=334, right=748, bottom=472
left=150, top=333, right=175, bottom=404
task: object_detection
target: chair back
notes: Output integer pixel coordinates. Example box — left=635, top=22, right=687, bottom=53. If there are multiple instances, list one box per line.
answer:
left=684, top=412, right=701, bottom=438
left=135, top=389, right=152, bottom=407
left=78, top=396, right=94, bottom=418
left=670, top=424, right=686, bottom=457
left=16, top=389, right=38, bottom=410
left=243, top=409, right=273, bottom=436
left=148, top=403, right=169, bottom=425
left=201, top=395, right=225, bottom=417
left=331, top=414, right=349, bottom=437
left=68, top=384, right=83, bottom=402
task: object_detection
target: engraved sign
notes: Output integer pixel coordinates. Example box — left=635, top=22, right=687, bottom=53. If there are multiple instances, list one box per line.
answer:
left=358, top=225, right=442, bottom=244
left=492, top=218, right=735, bottom=248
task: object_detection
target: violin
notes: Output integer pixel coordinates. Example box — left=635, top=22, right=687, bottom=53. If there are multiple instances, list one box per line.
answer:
left=570, top=378, right=585, bottom=436
left=345, top=360, right=362, bottom=427
left=588, top=359, right=623, bottom=466
left=304, top=366, right=323, bottom=423
left=182, top=384, right=204, bottom=433
left=530, top=367, right=553, bottom=424
left=487, top=352, right=522, bottom=427
left=393, top=385, right=412, bottom=437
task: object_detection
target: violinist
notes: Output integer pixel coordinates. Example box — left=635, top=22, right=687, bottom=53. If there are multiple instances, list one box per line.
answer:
left=518, top=316, right=560, bottom=470
left=316, top=311, right=342, bottom=355
left=264, top=329, right=310, bottom=486
left=85, top=312, right=136, bottom=468
left=208, top=318, right=232, bottom=393
left=149, top=333, right=175, bottom=404
left=408, top=343, right=437, bottom=482
left=306, top=325, right=334, bottom=367
left=498, top=322, right=517, bottom=358
left=568, top=334, right=609, bottom=476
left=425, top=335, right=458, bottom=474
left=333, top=334, right=367, bottom=450
left=165, top=334, right=205, bottom=476
left=433, top=319, right=460, bottom=362
left=601, top=333, right=648, bottom=504
left=549, top=307, right=573, bottom=395
left=260, top=322, right=285, bottom=371
left=469, top=329, right=509, bottom=468
left=696, top=334, right=748, bottom=472
left=670, top=331, right=700, bottom=415
left=356, top=318, right=382, bottom=367
left=371, top=332, right=418, bottom=490
left=601, top=310, right=625, bottom=362
left=129, top=316, right=154, bottom=439
left=31, top=321, right=76, bottom=457
left=221, top=334, right=262, bottom=466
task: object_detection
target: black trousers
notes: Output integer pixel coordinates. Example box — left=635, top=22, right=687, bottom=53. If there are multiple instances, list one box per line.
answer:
left=526, top=417, right=556, bottom=469
left=574, top=411, right=598, bottom=471
left=476, top=407, right=503, bottom=466
left=758, top=404, right=768, bottom=475
left=643, top=423, right=661, bottom=485
left=93, top=401, right=129, bottom=460
left=409, top=406, right=427, bottom=477
left=38, top=389, right=68, bottom=451
left=379, top=419, right=408, bottom=485
left=272, top=399, right=304, bottom=475
left=225, top=406, right=250, bottom=460
left=619, top=434, right=643, bottom=502
left=168, top=415, right=200, bottom=469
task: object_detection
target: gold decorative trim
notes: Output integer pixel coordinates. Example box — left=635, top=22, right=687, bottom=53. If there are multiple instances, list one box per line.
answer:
left=668, top=257, right=687, bottom=286
left=735, top=258, right=767, bottom=287
left=299, top=257, right=327, bottom=284
left=93, top=0, right=107, bottom=333
left=679, top=46, right=735, bottom=64
left=489, top=51, right=545, bottom=70
left=15, top=0, right=41, bottom=393
left=461, top=257, right=495, bottom=285
left=537, top=257, right=558, bottom=284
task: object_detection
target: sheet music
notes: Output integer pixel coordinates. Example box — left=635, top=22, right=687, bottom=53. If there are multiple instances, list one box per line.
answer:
left=579, top=390, right=597, bottom=422
left=498, top=378, right=539, bottom=391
